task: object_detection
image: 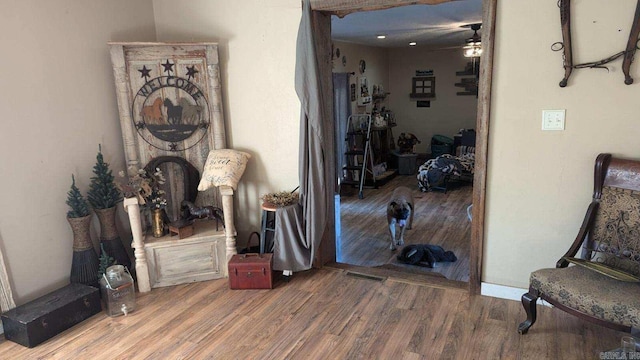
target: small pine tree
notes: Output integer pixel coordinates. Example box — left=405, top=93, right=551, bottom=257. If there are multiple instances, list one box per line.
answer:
left=97, top=243, right=116, bottom=279
left=87, top=145, right=121, bottom=209
left=66, top=175, right=90, bottom=218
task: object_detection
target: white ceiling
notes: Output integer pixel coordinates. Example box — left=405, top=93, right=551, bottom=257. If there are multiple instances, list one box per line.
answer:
left=331, top=0, right=483, bottom=49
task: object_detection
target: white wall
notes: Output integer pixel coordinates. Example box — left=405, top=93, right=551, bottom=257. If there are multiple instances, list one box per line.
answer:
left=485, top=0, right=640, bottom=288
left=0, top=0, right=156, bottom=303
left=332, top=41, right=389, bottom=115
left=388, top=48, right=478, bottom=154
left=153, top=0, right=302, bottom=241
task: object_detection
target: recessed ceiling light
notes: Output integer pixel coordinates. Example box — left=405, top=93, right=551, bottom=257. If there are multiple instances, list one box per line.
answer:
left=409, top=42, right=417, bottom=46
left=377, top=35, right=386, bottom=39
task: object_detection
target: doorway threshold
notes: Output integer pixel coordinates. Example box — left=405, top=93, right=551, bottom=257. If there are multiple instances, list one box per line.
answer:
left=325, top=262, right=468, bottom=291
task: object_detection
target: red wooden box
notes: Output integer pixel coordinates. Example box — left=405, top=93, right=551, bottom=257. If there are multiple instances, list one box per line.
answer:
left=228, top=253, right=273, bottom=289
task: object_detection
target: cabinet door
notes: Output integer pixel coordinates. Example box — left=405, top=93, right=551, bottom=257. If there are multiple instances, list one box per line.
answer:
left=146, top=236, right=226, bottom=288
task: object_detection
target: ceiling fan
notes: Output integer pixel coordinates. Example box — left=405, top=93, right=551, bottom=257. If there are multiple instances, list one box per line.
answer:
left=461, top=23, right=482, bottom=58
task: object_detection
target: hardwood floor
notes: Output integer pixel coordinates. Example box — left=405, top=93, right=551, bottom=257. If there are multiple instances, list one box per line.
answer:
left=339, top=174, right=472, bottom=282
left=0, top=268, right=624, bottom=359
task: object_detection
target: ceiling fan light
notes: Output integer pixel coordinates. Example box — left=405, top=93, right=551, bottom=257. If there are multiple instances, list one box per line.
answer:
left=463, top=45, right=482, bottom=58
left=463, top=25, right=482, bottom=58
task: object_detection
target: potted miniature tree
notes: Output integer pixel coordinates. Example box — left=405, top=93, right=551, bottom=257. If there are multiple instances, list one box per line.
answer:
left=67, top=175, right=99, bottom=288
left=87, top=145, right=131, bottom=272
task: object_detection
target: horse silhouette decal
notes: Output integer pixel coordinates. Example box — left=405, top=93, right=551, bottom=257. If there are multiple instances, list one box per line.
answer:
left=163, top=98, right=183, bottom=125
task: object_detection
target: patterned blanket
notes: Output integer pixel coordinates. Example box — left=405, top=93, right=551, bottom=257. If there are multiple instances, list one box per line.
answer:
left=417, top=153, right=475, bottom=191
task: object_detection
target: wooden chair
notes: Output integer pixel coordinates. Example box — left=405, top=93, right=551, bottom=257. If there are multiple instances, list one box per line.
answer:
left=518, top=153, right=640, bottom=336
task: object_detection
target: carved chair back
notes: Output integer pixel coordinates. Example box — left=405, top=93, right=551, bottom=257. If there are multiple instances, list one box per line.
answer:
left=585, top=154, right=640, bottom=276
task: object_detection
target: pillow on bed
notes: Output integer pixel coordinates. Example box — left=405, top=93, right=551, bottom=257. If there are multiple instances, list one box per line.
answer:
left=198, top=149, right=251, bottom=191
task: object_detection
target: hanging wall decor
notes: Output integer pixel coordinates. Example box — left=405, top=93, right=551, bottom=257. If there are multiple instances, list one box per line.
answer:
left=109, top=43, right=226, bottom=157
left=409, top=76, right=436, bottom=99
left=132, top=61, right=210, bottom=151
left=555, top=0, right=640, bottom=87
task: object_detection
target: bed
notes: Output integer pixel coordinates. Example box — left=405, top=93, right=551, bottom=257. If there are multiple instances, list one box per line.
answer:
left=417, top=152, right=475, bottom=192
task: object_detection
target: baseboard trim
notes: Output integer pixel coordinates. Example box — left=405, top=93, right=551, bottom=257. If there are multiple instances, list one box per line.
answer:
left=481, top=282, right=525, bottom=301
left=481, top=282, right=552, bottom=307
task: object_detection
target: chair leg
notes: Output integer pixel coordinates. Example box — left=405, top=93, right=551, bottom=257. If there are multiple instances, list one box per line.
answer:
left=518, top=289, right=539, bottom=334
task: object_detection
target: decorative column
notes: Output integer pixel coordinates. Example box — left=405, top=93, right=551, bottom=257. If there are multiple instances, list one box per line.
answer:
left=220, top=185, right=237, bottom=263
left=123, top=197, right=151, bottom=293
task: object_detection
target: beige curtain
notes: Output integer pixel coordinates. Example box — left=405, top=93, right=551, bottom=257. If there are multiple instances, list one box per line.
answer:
left=272, top=0, right=334, bottom=271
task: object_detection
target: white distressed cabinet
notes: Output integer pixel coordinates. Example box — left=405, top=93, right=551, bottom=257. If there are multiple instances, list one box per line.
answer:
left=144, top=221, right=227, bottom=288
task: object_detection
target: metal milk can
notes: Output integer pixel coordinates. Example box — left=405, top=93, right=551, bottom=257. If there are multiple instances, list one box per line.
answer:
left=100, top=265, right=136, bottom=317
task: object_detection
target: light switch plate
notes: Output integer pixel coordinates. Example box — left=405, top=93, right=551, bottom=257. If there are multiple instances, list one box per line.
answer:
left=542, top=109, right=565, bottom=131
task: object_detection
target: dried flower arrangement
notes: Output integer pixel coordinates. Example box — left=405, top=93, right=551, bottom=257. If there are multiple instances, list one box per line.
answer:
left=261, top=191, right=299, bottom=207
left=116, top=168, right=168, bottom=210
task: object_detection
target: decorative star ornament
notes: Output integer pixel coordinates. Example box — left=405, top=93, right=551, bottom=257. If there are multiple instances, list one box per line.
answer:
left=138, top=65, right=151, bottom=81
left=186, top=65, right=199, bottom=80
left=169, top=143, right=178, bottom=152
left=162, top=60, right=174, bottom=75
left=135, top=121, right=146, bottom=130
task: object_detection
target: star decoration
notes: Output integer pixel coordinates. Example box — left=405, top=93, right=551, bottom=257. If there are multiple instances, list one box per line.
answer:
left=135, top=121, right=146, bottom=130
left=199, top=122, right=210, bottom=130
left=169, top=143, right=178, bottom=152
left=162, top=60, right=174, bottom=75
left=138, top=65, right=151, bottom=81
left=186, top=65, right=199, bottom=80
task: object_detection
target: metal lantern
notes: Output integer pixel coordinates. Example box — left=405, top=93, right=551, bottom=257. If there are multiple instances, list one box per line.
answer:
left=100, top=265, right=136, bottom=317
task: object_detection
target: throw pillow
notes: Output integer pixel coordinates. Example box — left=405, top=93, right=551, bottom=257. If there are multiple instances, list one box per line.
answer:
left=198, top=149, right=251, bottom=191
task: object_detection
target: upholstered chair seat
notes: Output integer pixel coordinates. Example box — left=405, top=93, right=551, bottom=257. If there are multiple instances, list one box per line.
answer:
left=530, top=266, right=640, bottom=329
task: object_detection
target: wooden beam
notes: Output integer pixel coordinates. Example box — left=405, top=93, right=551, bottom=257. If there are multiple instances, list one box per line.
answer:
left=310, top=0, right=460, bottom=17
left=469, top=0, right=497, bottom=296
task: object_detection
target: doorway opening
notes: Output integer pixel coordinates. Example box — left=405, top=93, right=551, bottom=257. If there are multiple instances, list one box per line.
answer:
left=312, top=0, right=495, bottom=293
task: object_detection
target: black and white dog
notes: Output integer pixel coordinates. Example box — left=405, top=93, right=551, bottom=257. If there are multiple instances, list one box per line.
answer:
left=387, top=186, right=414, bottom=250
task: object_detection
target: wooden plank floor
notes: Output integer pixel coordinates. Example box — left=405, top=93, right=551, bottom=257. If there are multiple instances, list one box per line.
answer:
left=339, top=174, right=471, bottom=282
left=0, top=268, right=624, bottom=359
